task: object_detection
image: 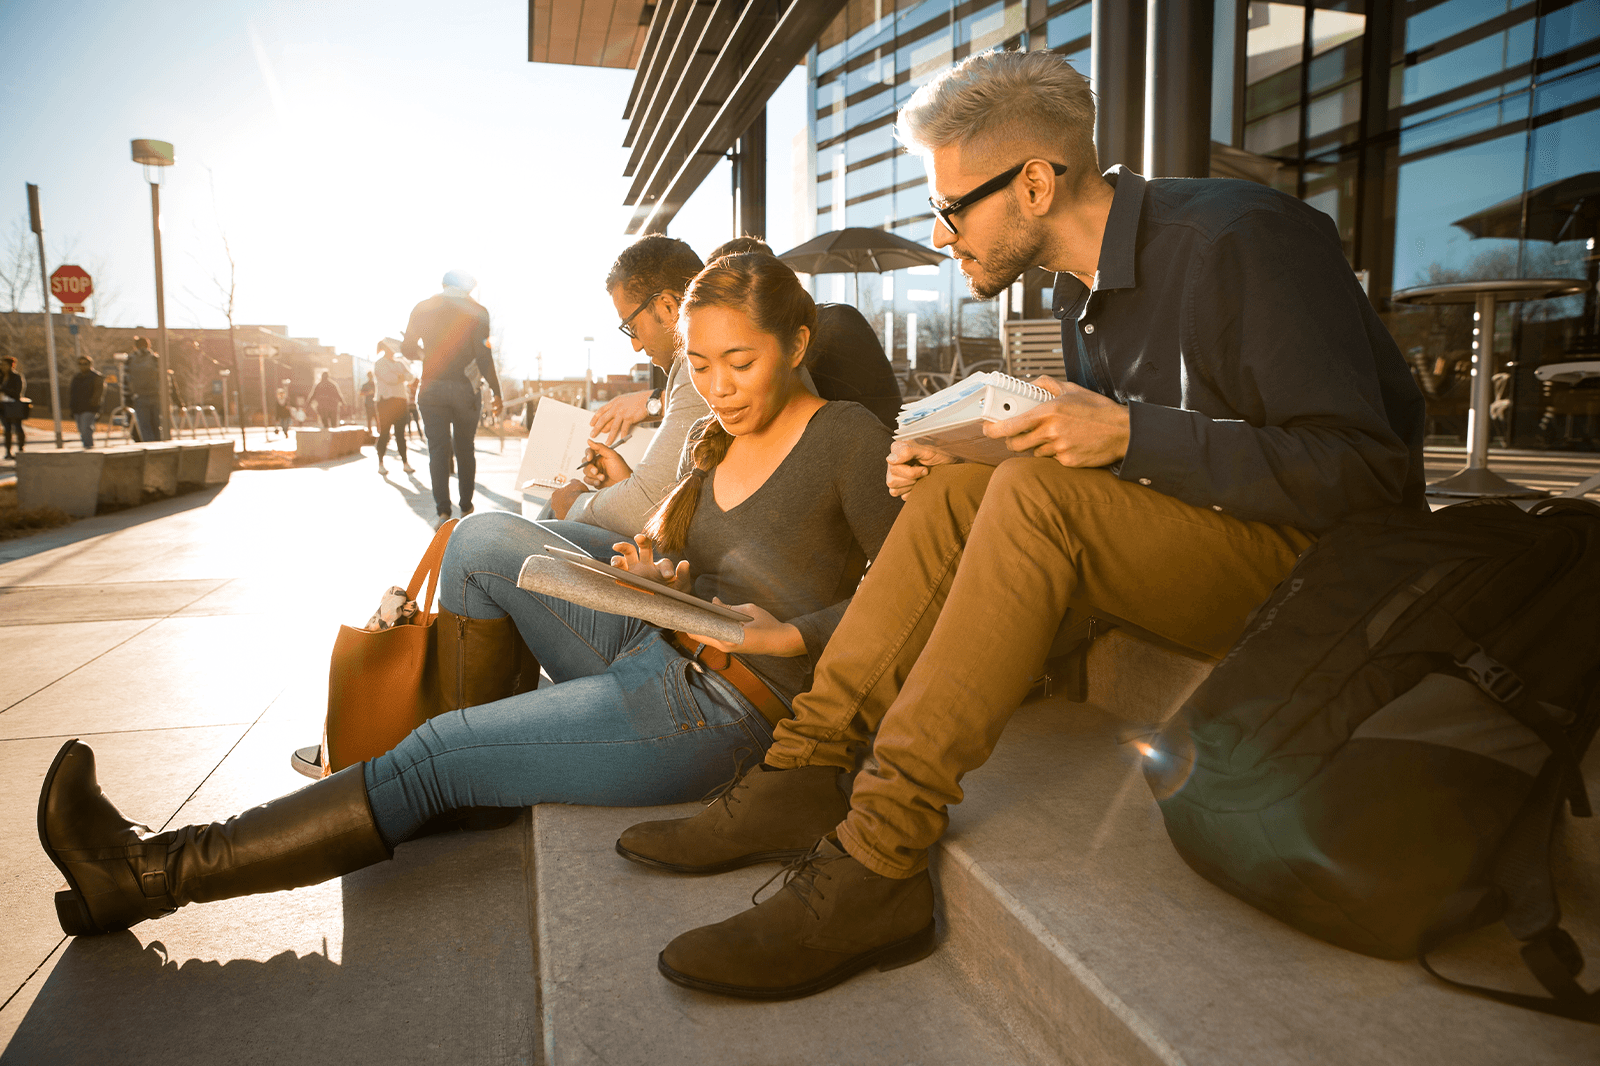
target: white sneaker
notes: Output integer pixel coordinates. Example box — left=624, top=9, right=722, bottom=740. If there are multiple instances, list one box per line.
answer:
left=290, top=744, right=323, bottom=779
left=377, top=461, right=388, bottom=475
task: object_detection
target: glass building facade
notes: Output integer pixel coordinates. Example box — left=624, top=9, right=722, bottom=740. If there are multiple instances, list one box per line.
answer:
left=803, top=0, right=1600, bottom=449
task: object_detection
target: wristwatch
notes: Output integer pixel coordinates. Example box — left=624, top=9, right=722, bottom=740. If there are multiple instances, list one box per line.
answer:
left=645, top=387, right=664, bottom=417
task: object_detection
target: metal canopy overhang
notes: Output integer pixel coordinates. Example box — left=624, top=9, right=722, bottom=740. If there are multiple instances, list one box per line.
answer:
left=530, top=1, right=845, bottom=235
left=528, top=0, right=651, bottom=69
left=621, top=0, right=845, bottom=234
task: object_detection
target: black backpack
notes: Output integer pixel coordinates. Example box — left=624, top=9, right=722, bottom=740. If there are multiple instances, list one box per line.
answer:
left=1144, top=497, right=1600, bottom=1022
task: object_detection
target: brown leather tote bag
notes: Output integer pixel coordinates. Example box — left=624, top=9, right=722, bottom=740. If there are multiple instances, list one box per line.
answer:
left=323, top=519, right=456, bottom=772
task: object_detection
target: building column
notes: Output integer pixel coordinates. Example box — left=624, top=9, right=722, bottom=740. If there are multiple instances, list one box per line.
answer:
left=1144, top=0, right=1215, bottom=178
left=733, top=107, right=767, bottom=240
left=1092, top=0, right=1146, bottom=173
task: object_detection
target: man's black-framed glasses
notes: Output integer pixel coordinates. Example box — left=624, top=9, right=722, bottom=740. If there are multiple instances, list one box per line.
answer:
left=929, top=160, right=1069, bottom=237
left=617, top=290, right=665, bottom=339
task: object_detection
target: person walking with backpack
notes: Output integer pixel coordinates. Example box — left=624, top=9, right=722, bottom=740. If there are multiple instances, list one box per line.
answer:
left=69, top=356, right=104, bottom=449
left=402, top=270, right=502, bottom=522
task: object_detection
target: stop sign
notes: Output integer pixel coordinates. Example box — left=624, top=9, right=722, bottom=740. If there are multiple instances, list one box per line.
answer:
left=50, top=264, right=93, bottom=310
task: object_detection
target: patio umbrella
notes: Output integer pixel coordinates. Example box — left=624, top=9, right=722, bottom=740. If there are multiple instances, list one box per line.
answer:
left=776, top=227, right=948, bottom=274
left=1451, top=172, right=1600, bottom=243
left=776, top=227, right=948, bottom=306
left=1452, top=170, right=1600, bottom=336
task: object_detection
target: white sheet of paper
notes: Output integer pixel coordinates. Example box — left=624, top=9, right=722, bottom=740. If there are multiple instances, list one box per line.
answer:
left=517, top=398, right=658, bottom=491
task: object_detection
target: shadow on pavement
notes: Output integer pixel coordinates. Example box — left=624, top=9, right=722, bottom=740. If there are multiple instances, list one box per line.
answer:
left=0, top=488, right=226, bottom=566
left=1, top=820, right=537, bottom=1064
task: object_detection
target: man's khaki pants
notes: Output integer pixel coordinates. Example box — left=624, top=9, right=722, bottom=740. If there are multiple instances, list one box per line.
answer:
left=765, top=459, right=1314, bottom=878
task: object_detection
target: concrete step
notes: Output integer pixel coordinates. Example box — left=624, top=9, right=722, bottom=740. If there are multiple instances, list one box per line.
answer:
left=532, top=803, right=1042, bottom=1066
left=934, top=692, right=1599, bottom=1066
left=533, top=635, right=1595, bottom=1065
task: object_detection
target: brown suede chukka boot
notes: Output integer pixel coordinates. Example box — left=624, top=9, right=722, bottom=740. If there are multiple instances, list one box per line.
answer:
left=616, top=762, right=851, bottom=874
left=658, top=838, right=936, bottom=999
left=39, top=739, right=392, bottom=936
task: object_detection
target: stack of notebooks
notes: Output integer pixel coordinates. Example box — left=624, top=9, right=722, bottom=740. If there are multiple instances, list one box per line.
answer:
left=894, top=370, right=1052, bottom=464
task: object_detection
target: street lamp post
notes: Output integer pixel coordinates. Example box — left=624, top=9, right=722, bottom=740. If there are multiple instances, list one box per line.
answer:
left=24, top=184, right=63, bottom=447
left=132, top=139, right=175, bottom=440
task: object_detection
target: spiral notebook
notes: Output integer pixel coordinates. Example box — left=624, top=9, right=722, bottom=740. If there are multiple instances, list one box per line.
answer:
left=894, top=371, right=1052, bottom=465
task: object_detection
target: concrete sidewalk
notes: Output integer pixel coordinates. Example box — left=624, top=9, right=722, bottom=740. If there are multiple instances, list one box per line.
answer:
left=0, top=431, right=542, bottom=1064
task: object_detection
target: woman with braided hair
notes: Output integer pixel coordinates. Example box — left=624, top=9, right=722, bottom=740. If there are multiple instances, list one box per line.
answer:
left=39, top=252, right=903, bottom=937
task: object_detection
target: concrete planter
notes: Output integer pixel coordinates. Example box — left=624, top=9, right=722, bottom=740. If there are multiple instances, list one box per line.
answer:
left=15, top=451, right=106, bottom=518
left=97, top=446, right=147, bottom=510
left=176, top=442, right=211, bottom=489
left=140, top=442, right=181, bottom=499
left=204, top=440, right=236, bottom=484
left=295, top=427, right=366, bottom=463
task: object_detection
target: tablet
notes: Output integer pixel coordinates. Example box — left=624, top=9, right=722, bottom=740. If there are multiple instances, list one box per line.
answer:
left=543, top=545, right=755, bottom=625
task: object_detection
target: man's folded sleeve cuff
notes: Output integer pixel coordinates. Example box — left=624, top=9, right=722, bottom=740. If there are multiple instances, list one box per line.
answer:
left=1117, top=400, right=1211, bottom=502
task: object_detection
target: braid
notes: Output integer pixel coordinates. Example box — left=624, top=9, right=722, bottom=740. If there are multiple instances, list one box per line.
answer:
left=642, top=251, right=814, bottom=555
left=642, top=418, right=735, bottom=553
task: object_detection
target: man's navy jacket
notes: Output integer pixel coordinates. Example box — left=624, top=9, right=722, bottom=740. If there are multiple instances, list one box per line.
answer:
left=1053, top=167, right=1426, bottom=534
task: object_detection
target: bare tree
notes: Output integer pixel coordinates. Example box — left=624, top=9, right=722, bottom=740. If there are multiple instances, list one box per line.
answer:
left=182, top=170, right=249, bottom=448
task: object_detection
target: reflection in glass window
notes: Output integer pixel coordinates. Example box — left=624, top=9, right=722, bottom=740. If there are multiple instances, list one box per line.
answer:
left=1404, top=0, right=1532, bottom=53
left=1247, top=2, right=1307, bottom=86
left=1539, top=0, right=1600, bottom=56
left=1047, top=3, right=1090, bottom=50
left=848, top=158, right=895, bottom=200
left=1402, top=19, right=1536, bottom=104
left=962, top=1, right=1025, bottom=55
left=1393, top=130, right=1529, bottom=290
left=1534, top=64, right=1600, bottom=118
left=846, top=193, right=895, bottom=229
left=1400, top=92, right=1530, bottom=154
left=905, top=30, right=953, bottom=88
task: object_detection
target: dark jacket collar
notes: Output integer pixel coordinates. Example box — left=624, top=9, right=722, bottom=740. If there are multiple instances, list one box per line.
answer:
left=1052, top=165, right=1147, bottom=318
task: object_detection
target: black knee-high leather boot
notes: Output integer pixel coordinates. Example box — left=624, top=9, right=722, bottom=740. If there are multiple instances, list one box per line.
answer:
left=39, top=739, right=392, bottom=936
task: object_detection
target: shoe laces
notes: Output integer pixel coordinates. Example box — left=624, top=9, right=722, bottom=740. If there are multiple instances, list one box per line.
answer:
left=751, top=841, right=835, bottom=919
left=696, top=746, right=755, bottom=815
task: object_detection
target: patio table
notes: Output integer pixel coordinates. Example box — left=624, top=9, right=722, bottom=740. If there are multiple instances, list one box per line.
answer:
left=1534, top=360, right=1600, bottom=498
left=1392, top=277, right=1589, bottom=497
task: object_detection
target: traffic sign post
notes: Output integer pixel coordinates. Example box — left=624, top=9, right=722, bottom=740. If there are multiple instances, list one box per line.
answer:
left=51, top=266, right=95, bottom=418
left=50, top=264, right=93, bottom=314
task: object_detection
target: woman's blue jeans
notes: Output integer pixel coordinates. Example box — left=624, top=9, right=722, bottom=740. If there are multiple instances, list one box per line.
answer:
left=362, top=512, right=773, bottom=847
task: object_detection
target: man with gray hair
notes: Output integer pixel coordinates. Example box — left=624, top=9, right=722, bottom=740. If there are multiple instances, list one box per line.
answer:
left=619, top=48, right=1425, bottom=999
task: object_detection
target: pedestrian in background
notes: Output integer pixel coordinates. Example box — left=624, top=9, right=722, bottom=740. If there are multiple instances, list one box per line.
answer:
left=69, top=356, right=104, bottom=449
left=310, top=372, right=344, bottom=430
left=360, top=371, right=377, bottom=433
left=125, top=337, right=161, bottom=442
left=372, top=338, right=415, bottom=476
left=0, top=355, right=27, bottom=458
left=402, top=269, right=502, bottom=521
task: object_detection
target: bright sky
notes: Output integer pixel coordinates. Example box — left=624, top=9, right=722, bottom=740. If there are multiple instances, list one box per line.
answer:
left=0, top=0, right=806, bottom=381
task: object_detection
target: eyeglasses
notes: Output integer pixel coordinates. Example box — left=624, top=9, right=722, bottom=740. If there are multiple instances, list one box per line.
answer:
left=929, top=160, right=1069, bottom=237
left=617, top=290, right=665, bottom=339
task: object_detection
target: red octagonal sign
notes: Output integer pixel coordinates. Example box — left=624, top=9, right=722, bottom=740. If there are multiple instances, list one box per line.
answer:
left=50, top=264, right=93, bottom=310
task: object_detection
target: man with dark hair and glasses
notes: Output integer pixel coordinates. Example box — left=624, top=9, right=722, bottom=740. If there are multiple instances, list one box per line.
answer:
left=549, top=234, right=711, bottom=534
left=618, top=48, right=1426, bottom=999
